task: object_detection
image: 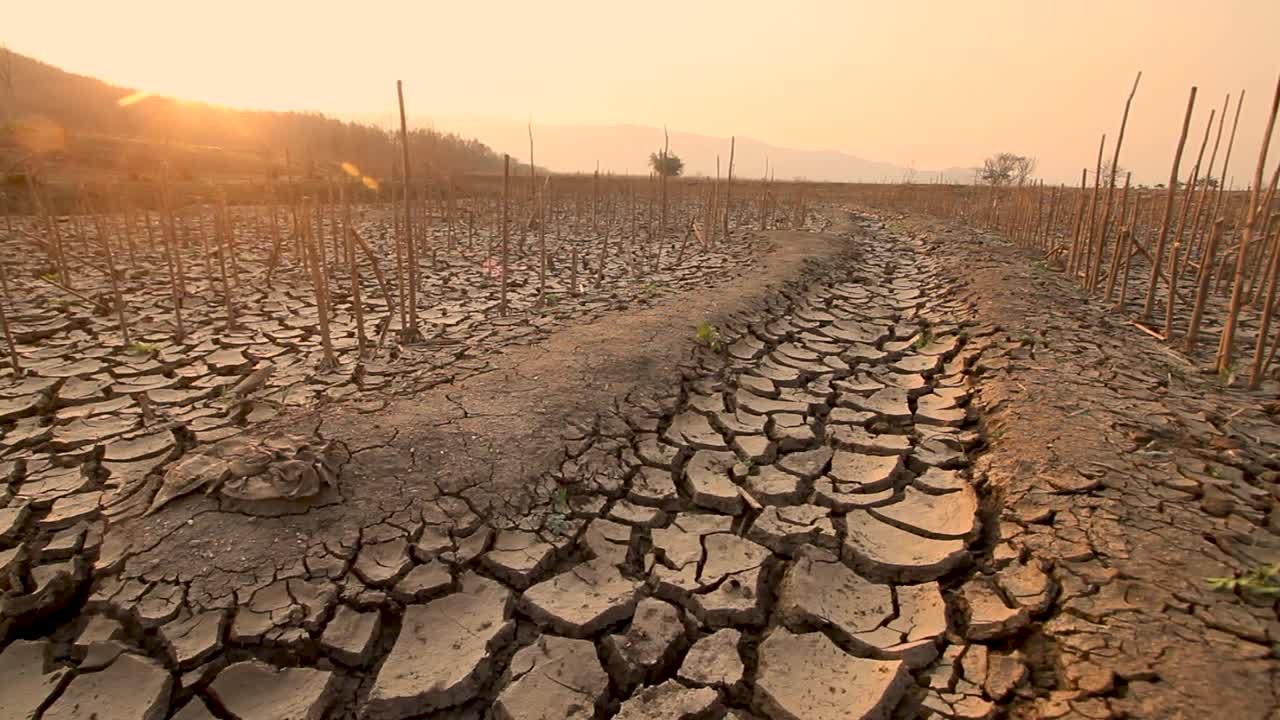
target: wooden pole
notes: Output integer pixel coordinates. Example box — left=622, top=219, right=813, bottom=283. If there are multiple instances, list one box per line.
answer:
left=305, top=199, right=337, bottom=369
left=500, top=154, right=510, bottom=316
left=723, top=136, right=735, bottom=240
left=396, top=80, right=419, bottom=341
left=1142, top=86, right=1198, bottom=321
left=1075, top=135, right=1106, bottom=279
left=1089, top=72, right=1142, bottom=291
left=0, top=257, right=19, bottom=376
left=1218, top=74, right=1280, bottom=375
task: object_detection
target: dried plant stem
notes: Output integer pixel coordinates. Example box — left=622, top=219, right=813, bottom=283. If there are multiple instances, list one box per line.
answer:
left=0, top=258, right=19, bottom=376
left=305, top=200, right=337, bottom=369
left=1218, top=74, right=1280, bottom=375
left=344, top=184, right=367, bottom=359
left=1143, top=86, right=1198, bottom=321
left=500, top=154, right=511, bottom=316
left=1089, top=72, right=1141, bottom=291
left=1075, top=136, right=1105, bottom=279
left=396, top=80, right=420, bottom=341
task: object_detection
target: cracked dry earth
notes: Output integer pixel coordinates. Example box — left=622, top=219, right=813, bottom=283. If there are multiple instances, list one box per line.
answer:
left=3, top=208, right=1277, bottom=720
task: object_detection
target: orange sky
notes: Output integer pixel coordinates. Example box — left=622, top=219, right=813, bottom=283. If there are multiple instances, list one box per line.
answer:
left=7, top=1, right=1279, bottom=184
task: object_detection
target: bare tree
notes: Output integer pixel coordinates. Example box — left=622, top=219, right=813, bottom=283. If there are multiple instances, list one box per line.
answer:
left=1099, top=159, right=1126, bottom=184
left=980, top=152, right=1037, bottom=186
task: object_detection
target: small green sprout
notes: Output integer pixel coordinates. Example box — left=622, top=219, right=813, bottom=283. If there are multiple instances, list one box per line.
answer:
left=695, top=321, right=722, bottom=352
left=1208, top=564, right=1280, bottom=597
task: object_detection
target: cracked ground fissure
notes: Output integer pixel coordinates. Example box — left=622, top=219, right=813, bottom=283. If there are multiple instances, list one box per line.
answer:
left=3, top=207, right=1276, bottom=720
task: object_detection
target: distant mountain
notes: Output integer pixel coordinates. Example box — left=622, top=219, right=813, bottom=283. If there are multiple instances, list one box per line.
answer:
left=390, top=116, right=979, bottom=185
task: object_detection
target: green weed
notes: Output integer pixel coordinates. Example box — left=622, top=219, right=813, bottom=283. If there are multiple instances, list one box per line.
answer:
left=1208, top=564, right=1280, bottom=597
left=695, top=321, right=722, bottom=352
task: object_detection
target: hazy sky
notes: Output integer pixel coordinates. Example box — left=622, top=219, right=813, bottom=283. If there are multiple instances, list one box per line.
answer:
left=7, top=1, right=1279, bottom=184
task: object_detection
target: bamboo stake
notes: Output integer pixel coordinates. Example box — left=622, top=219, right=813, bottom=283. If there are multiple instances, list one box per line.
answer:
left=1163, top=107, right=1216, bottom=339
left=1118, top=194, right=1144, bottom=309
left=1218, top=73, right=1280, bottom=375
left=215, top=196, right=237, bottom=332
left=723, top=136, right=735, bottom=240
left=0, top=257, right=19, bottom=376
left=500, top=154, right=510, bottom=316
left=396, top=80, right=420, bottom=341
left=1089, top=71, right=1142, bottom=291
left=1142, top=86, right=1198, bottom=321
left=305, top=200, right=337, bottom=370
left=1249, top=216, right=1280, bottom=387
left=1104, top=173, right=1132, bottom=300
left=344, top=184, right=367, bottom=359
left=1075, top=136, right=1105, bottom=279
left=1181, top=94, right=1230, bottom=279
left=160, top=163, right=185, bottom=340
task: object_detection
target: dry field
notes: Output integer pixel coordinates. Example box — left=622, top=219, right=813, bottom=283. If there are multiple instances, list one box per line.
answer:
left=1, top=77, right=1279, bottom=720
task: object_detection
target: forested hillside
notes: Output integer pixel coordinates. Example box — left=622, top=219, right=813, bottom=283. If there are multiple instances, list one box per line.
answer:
left=0, top=49, right=506, bottom=181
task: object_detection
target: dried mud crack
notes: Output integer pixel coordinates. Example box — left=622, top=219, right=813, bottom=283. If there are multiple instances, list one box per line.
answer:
left=3, top=208, right=1274, bottom=720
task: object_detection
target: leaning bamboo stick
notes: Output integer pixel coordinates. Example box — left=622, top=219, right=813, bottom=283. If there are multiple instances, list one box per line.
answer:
left=1249, top=219, right=1280, bottom=387
left=1163, top=107, right=1217, bottom=339
left=1218, top=73, right=1280, bottom=375
left=1089, top=72, right=1142, bottom=291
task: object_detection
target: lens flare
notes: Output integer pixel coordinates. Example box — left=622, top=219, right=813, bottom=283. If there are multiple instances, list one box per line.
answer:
left=361, top=176, right=380, bottom=191
left=14, top=116, right=66, bottom=154
left=341, top=162, right=361, bottom=177
left=117, top=91, right=152, bottom=107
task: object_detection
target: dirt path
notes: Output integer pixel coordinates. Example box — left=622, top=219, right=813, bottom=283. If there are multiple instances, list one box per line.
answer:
left=4, top=207, right=1275, bottom=720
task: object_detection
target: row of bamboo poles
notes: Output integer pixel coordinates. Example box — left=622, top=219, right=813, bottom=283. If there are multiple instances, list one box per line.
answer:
left=0, top=81, right=812, bottom=379
left=864, top=72, right=1280, bottom=390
